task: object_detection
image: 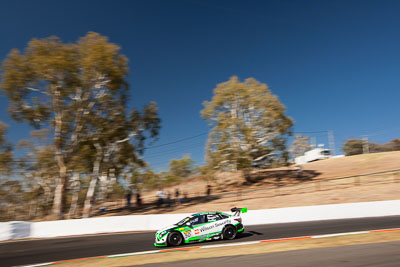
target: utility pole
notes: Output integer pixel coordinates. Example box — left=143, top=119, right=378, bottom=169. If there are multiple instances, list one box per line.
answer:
left=328, top=130, right=336, bottom=156
left=363, top=135, right=369, bottom=154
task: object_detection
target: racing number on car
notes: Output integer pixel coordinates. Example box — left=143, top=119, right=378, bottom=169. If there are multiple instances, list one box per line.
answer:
left=183, top=230, right=191, bottom=238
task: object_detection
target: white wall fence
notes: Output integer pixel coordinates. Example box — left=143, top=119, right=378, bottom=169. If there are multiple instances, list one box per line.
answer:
left=1, top=200, right=400, bottom=241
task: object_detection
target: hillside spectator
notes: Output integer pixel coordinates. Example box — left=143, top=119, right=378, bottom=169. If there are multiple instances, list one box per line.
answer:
left=166, top=191, right=172, bottom=206
left=206, top=184, right=212, bottom=197
left=126, top=189, right=132, bottom=207
left=156, top=188, right=164, bottom=207
left=175, top=188, right=181, bottom=205
left=136, top=190, right=142, bottom=208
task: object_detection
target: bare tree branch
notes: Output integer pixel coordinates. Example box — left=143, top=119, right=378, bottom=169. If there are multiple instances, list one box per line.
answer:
left=26, top=87, right=50, bottom=96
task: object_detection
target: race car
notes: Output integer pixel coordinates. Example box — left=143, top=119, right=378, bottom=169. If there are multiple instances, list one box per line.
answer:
left=154, top=207, right=247, bottom=247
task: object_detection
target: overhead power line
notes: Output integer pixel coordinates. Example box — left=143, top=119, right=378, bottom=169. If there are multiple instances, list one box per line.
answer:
left=144, top=141, right=205, bottom=158
left=293, top=131, right=328, bottom=134
left=145, top=132, right=208, bottom=150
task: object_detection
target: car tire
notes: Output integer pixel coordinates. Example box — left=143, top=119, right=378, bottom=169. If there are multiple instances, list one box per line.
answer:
left=222, top=225, right=237, bottom=240
left=168, top=231, right=183, bottom=246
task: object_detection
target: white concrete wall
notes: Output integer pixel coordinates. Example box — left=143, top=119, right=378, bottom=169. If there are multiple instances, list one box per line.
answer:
left=241, top=200, right=400, bottom=225
left=0, top=221, right=31, bottom=241
left=1, top=200, right=399, bottom=241
left=31, top=213, right=191, bottom=239
left=0, top=222, right=12, bottom=241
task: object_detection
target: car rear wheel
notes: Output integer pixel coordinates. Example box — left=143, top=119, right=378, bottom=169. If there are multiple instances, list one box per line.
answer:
left=168, top=232, right=183, bottom=246
left=222, top=225, right=237, bottom=240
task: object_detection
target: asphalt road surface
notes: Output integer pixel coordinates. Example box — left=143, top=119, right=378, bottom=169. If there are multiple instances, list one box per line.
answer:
left=1, top=215, right=399, bottom=266
left=139, top=241, right=400, bottom=267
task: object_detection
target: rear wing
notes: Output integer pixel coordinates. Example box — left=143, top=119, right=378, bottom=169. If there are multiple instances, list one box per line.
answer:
left=231, top=207, right=248, bottom=216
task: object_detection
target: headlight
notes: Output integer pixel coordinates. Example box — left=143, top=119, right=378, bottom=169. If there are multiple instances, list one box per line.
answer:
left=159, top=230, right=168, bottom=237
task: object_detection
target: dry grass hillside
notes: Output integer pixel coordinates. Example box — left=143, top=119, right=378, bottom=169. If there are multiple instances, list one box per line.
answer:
left=95, top=151, right=400, bottom=217
left=142, top=151, right=400, bottom=200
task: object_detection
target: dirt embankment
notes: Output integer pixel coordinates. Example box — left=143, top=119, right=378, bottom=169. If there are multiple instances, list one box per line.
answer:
left=143, top=151, right=400, bottom=200
left=96, top=151, right=400, bottom=216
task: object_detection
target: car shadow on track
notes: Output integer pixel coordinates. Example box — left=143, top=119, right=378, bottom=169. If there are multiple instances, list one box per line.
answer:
left=174, top=230, right=260, bottom=248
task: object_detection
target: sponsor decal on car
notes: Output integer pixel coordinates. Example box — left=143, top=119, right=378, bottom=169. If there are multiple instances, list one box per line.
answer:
left=215, top=220, right=229, bottom=227
left=183, top=230, right=191, bottom=238
left=194, top=229, right=200, bottom=235
left=198, top=220, right=229, bottom=233
left=200, top=224, right=214, bottom=233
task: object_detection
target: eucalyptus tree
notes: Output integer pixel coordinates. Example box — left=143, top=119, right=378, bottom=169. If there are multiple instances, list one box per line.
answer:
left=0, top=121, right=14, bottom=220
left=202, top=76, right=293, bottom=171
left=81, top=99, right=160, bottom=217
left=169, top=155, right=194, bottom=179
left=17, top=129, right=57, bottom=217
left=0, top=121, right=12, bottom=175
left=1, top=32, right=161, bottom=219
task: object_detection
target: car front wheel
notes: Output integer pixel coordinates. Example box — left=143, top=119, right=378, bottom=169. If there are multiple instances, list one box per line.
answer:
left=168, top=232, right=183, bottom=246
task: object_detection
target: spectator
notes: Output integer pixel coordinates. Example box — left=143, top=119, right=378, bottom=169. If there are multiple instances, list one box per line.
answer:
left=126, top=189, right=132, bottom=207
left=175, top=188, right=181, bottom=205
left=136, top=190, right=142, bottom=208
left=156, top=188, right=164, bottom=207
left=206, top=184, right=212, bottom=197
left=167, top=191, right=171, bottom=206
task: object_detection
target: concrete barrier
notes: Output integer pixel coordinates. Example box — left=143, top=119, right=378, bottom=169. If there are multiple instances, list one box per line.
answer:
left=1, top=200, right=399, bottom=240
left=31, top=213, right=191, bottom=238
left=241, top=200, right=400, bottom=226
left=0, top=222, right=12, bottom=241
left=0, top=221, right=31, bottom=241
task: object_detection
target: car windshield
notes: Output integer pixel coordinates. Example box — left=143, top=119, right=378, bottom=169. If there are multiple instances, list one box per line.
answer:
left=176, top=217, right=190, bottom=226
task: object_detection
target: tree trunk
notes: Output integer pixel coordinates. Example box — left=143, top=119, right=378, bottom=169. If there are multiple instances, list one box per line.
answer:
left=52, top=92, right=68, bottom=219
left=82, top=143, right=102, bottom=218
left=68, top=173, right=81, bottom=218
left=82, top=175, right=98, bottom=218
left=98, top=173, right=108, bottom=201
left=52, top=165, right=67, bottom=219
left=105, top=168, right=117, bottom=200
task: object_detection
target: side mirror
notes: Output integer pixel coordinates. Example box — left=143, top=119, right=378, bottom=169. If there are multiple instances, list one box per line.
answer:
left=185, top=222, right=191, bottom=226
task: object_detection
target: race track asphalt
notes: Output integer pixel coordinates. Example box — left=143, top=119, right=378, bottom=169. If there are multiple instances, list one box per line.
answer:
left=1, top=215, right=400, bottom=266
left=138, top=241, right=400, bottom=267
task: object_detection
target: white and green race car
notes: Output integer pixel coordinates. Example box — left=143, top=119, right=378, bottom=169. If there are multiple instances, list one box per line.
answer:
left=154, top=207, right=247, bottom=247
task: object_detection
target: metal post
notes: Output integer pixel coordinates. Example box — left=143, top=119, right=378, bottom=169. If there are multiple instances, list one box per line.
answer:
left=363, top=135, right=369, bottom=154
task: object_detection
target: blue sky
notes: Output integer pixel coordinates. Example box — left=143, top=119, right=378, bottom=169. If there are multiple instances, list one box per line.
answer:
left=1, top=0, right=399, bottom=171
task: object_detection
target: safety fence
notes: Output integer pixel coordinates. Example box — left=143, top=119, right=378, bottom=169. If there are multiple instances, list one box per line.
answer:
left=212, top=169, right=400, bottom=203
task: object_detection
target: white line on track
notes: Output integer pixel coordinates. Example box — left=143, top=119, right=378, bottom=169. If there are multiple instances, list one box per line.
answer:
left=107, top=250, right=161, bottom=258
left=312, top=231, right=369, bottom=239
left=200, top=240, right=261, bottom=249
